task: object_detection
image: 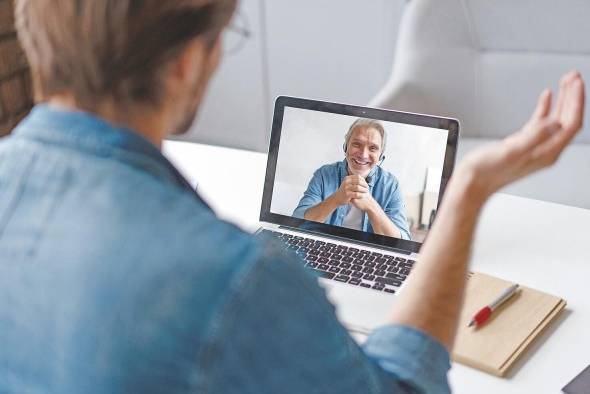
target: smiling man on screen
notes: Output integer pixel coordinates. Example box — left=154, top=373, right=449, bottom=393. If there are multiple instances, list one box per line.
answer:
left=293, top=118, right=412, bottom=239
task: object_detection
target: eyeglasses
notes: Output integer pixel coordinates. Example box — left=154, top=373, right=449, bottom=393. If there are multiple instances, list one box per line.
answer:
left=223, top=10, right=251, bottom=55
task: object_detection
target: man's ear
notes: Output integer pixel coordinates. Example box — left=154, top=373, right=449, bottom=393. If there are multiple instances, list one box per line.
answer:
left=170, top=38, right=208, bottom=86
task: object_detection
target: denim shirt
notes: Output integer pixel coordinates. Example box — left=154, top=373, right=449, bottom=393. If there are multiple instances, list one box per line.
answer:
left=0, top=105, right=450, bottom=393
left=293, top=160, right=412, bottom=240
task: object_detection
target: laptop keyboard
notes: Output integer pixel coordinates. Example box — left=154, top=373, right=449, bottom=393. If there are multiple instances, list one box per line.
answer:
left=260, top=230, right=415, bottom=294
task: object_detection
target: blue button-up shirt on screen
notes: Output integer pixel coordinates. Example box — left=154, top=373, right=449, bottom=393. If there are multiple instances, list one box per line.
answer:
left=293, top=160, right=412, bottom=240
left=0, top=105, right=448, bottom=393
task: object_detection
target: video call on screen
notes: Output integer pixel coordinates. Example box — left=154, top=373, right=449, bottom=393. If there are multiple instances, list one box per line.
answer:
left=270, top=107, right=449, bottom=243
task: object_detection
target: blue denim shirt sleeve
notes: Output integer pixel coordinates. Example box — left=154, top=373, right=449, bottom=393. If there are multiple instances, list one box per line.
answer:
left=293, top=168, right=323, bottom=219
left=200, top=237, right=450, bottom=393
left=382, top=180, right=412, bottom=240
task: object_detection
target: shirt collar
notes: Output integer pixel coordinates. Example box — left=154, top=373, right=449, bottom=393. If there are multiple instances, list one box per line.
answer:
left=13, top=104, right=211, bottom=208
left=338, top=159, right=378, bottom=186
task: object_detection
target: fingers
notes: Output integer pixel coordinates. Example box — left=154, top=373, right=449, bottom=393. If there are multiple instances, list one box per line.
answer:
left=538, top=74, right=585, bottom=160
left=554, top=70, right=584, bottom=122
left=530, top=89, right=552, bottom=121
left=561, top=75, right=585, bottom=134
left=344, top=174, right=368, bottom=187
left=345, top=187, right=368, bottom=199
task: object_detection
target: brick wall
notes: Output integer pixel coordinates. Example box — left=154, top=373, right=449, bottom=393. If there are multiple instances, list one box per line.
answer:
left=0, top=0, right=32, bottom=137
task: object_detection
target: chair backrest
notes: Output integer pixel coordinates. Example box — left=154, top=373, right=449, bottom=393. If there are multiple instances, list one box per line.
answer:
left=370, top=0, right=590, bottom=143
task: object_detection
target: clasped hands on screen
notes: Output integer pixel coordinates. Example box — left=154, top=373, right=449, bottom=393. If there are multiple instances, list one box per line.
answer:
left=333, top=175, right=377, bottom=212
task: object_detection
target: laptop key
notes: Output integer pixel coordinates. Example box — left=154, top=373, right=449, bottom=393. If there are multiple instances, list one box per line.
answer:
left=375, top=269, right=386, bottom=276
left=372, top=284, right=385, bottom=290
left=383, top=288, right=396, bottom=294
left=307, top=262, right=318, bottom=269
left=363, top=274, right=375, bottom=281
left=400, top=268, right=411, bottom=276
left=351, top=271, right=363, bottom=278
left=395, top=257, right=406, bottom=262
left=341, top=269, right=352, bottom=276
left=374, top=277, right=402, bottom=287
left=364, top=261, right=376, bottom=268
left=310, top=269, right=335, bottom=280
left=329, top=267, right=341, bottom=273
left=349, top=278, right=361, bottom=285
left=351, top=264, right=362, bottom=271
left=386, top=265, right=398, bottom=273
left=359, top=283, right=371, bottom=288
left=318, top=257, right=329, bottom=264
left=386, top=273, right=406, bottom=281
left=334, top=275, right=350, bottom=283
left=362, top=267, right=374, bottom=274
left=318, top=264, right=329, bottom=271
left=307, top=255, right=318, bottom=262
left=340, top=262, right=351, bottom=269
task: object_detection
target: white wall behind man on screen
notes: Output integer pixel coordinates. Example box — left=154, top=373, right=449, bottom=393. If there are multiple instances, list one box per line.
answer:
left=270, top=107, right=448, bottom=217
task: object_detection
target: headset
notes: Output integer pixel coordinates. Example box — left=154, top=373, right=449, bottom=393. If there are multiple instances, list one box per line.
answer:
left=343, top=118, right=387, bottom=169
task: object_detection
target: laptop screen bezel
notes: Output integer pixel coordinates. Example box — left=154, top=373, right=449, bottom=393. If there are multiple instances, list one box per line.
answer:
left=260, top=96, right=459, bottom=253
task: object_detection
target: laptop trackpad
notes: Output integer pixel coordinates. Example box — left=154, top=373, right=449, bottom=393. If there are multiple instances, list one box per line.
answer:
left=320, top=280, right=399, bottom=335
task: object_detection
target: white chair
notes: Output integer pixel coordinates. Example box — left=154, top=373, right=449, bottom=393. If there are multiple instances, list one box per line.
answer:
left=370, top=0, right=590, bottom=209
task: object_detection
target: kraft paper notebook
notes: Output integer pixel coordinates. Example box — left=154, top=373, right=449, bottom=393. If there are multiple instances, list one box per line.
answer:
left=452, top=272, right=566, bottom=377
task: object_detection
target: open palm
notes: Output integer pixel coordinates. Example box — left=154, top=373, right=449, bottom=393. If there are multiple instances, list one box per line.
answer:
left=459, top=71, right=585, bottom=198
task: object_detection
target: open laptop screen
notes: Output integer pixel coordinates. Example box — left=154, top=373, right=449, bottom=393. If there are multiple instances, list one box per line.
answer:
left=260, top=97, right=459, bottom=253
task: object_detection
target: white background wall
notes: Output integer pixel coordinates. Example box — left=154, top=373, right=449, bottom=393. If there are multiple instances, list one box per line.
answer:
left=270, top=107, right=449, bottom=217
left=172, top=0, right=407, bottom=152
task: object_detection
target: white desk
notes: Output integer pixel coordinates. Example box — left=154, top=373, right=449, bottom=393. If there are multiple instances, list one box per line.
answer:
left=163, top=139, right=590, bottom=394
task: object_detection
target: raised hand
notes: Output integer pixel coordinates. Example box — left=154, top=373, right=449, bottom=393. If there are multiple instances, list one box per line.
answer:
left=457, top=71, right=585, bottom=199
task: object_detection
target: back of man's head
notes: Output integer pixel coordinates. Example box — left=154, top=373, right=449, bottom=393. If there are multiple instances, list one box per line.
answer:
left=15, top=0, right=236, bottom=111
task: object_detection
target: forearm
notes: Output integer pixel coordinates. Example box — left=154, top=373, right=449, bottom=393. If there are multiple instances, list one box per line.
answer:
left=389, top=168, right=487, bottom=349
left=366, top=204, right=402, bottom=238
left=303, top=194, right=341, bottom=223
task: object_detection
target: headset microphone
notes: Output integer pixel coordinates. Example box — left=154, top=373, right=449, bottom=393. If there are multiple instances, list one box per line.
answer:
left=365, top=175, right=372, bottom=184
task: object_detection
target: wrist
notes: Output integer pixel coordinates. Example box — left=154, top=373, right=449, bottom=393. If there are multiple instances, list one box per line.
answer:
left=447, top=166, right=489, bottom=210
left=327, top=193, right=344, bottom=209
left=365, top=197, right=381, bottom=217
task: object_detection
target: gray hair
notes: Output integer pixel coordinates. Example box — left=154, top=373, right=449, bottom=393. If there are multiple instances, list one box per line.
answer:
left=344, top=118, right=387, bottom=153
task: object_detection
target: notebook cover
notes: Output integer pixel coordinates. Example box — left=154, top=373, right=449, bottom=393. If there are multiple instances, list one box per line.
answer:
left=452, top=272, right=566, bottom=377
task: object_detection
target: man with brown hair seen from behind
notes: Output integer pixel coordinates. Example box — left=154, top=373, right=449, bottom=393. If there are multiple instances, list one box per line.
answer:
left=0, top=1, right=584, bottom=393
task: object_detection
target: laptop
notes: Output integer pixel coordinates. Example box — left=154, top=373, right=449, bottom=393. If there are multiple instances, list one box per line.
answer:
left=257, top=96, right=459, bottom=334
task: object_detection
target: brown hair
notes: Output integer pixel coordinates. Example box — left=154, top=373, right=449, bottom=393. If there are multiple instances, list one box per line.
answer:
left=15, top=0, right=236, bottom=109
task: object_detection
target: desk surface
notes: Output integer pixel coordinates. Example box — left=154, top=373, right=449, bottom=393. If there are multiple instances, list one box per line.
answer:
left=163, top=140, right=590, bottom=394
